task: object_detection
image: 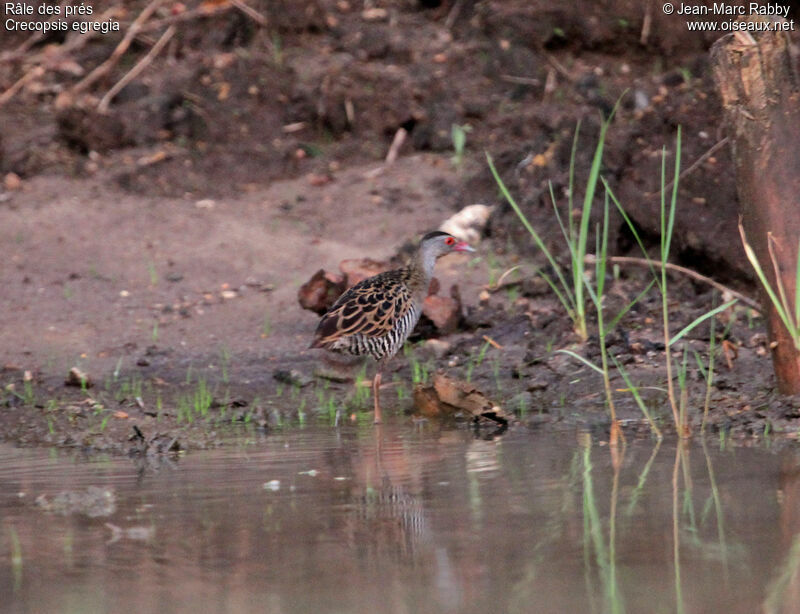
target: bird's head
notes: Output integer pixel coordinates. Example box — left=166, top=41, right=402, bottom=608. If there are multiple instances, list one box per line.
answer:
left=419, top=231, right=476, bottom=259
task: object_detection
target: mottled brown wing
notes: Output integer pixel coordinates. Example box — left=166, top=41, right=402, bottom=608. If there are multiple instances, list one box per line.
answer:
left=311, top=270, right=412, bottom=348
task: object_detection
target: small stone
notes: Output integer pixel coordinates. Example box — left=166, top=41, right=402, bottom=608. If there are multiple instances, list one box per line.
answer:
left=298, top=269, right=346, bottom=314
left=527, top=377, right=549, bottom=391
left=423, top=295, right=460, bottom=334
left=4, top=172, right=22, bottom=191
left=422, top=338, right=451, bottom=360
left=65, top=367, right=93, bottom=388
left=362, top=7, right=388, bottom=21
left=273, top=369, right=313, bottom=388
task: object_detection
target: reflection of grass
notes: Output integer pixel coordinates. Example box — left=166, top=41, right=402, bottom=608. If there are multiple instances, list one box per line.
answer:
left=673, top=444, right=684, bottom=614
left=8, top=526, right=22, bottom=591
left=625, top=440, right=662, bottom=516
left=580, top=438, right=624, bottom=614
left=701, top=439, right=729, bottom=584
left=763, top=534, right=800, bottom=613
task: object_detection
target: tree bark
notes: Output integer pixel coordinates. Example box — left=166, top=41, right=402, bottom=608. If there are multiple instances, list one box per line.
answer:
left=711, top=17, right=800, bottom=395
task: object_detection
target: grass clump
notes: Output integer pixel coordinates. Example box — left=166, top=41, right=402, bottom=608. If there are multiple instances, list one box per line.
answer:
left=739, top=223, right=800, bottom=352
left=489, top=110, right=734, bottom=439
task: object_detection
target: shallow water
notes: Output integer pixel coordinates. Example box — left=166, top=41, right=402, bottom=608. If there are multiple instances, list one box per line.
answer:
left=1, top=425, right=799, bottom=614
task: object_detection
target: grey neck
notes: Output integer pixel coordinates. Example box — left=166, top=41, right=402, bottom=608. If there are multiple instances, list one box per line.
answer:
left=411, top=245, right=439, bottom=283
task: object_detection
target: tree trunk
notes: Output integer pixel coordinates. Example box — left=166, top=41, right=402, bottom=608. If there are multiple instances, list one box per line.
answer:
left=711, top=18, right=800, bottom=395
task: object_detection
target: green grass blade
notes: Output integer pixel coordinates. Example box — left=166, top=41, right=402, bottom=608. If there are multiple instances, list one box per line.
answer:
left=568, top=121, right=581, bottom=243
left=487, top=153, right=577, bottom=314
left=540, top=270, right=577, bottom=322
left=795, top=237, right=800, bottom=329
left=663, top=128, right=682, bottom=261
left=575, top=118, right=610, bottom=324
left=603, top=178, right=662, bottom=289
left=668, top=299, right=737, bottom=347
left=693, top=349, right=708, bottom=382
left=607, top=279, right=657, bottom=332
left=550, top=180, right=576, bottom=259
left=611, top=352, right=662, bottom=440
left=558, top=349, right=605, bottom=375
left=740, top=229, right=799, bottom=342
left=595, top=193, right=610, bottom=300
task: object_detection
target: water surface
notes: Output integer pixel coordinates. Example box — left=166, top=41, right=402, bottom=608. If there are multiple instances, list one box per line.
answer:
left=1, top=425, right=799, bottom=613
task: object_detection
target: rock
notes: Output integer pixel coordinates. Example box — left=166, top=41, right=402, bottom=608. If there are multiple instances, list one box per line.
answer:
left=422, top=283, right=463, bottom=335
left=313, top=366, right=353, bottom=382
left=509, top=391, right=534, bottom=412
left=65, top=367, right=93, bottom=388
left=439, top=204, right=493, bottom=244
left=273, top=369, right=313, bottom=387
left=413, top=372, right=510, bottom=425
left=423, top=294, right=460, bottom=334
left=362, top=7, right=388, bottom=21
left=57, top=106, right=131, bottom=152
left=298, top=269, right=346, bottom=314
left=422, top=338, right=451, bottom=360
left=413, top=385, right=442, bottom=418
left=527, top=377, right=549, bottom=391
left=4, top=172, right=22, bottom=191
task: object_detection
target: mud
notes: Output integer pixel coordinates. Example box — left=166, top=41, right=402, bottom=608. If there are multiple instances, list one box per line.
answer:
left=1, top=1, right=799, bottom=453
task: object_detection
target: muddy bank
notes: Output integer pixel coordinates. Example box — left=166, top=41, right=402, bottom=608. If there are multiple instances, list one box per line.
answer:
left=2, top=1, right=799, bottom=452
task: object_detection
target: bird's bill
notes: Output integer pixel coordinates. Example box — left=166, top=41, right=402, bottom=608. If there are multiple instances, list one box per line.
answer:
left=453, top=241, right=475, bottom=253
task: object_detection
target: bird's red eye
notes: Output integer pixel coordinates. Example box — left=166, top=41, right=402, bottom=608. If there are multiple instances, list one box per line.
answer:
left=445, top=237, right=455, bottom=246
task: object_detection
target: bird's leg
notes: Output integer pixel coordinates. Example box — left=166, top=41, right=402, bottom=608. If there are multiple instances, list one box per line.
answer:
left=373, top=365, right=383, bottom=424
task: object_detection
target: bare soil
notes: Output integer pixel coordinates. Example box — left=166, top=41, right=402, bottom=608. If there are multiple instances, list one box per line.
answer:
left=1, top=0, right=799, bottom=453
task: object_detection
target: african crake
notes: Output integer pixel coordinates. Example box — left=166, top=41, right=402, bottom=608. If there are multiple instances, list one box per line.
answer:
left=310, top=231, right=475, bottom=423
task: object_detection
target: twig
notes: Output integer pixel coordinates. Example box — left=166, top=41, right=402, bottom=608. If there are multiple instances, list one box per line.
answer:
left=645, top=137, right=729, bottom=197
left=500, top=74, right=541, bottom=86
left=231, top=0, right=268, bottom=26
left=486, top=265, right=522, bottom=293
left=544, top=53, right=574, bottom=82
left=444, top=0, right=464, bottom=29
left=585, top=254, right=760, bottom=311
left=640, top=0, right=653, bottom=45
left=384, top=127, right=408, bottom=165
left=98, top=25, right=175, bottom=112
left=0, top=66, right=45, bottom=109
left=139, top=2, right=233, bottom=32
left=0, top=0, right=71, bottom=63
left=482, top=335, right=504, bottom=350
left=66, top=0, right=164, bottom=98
